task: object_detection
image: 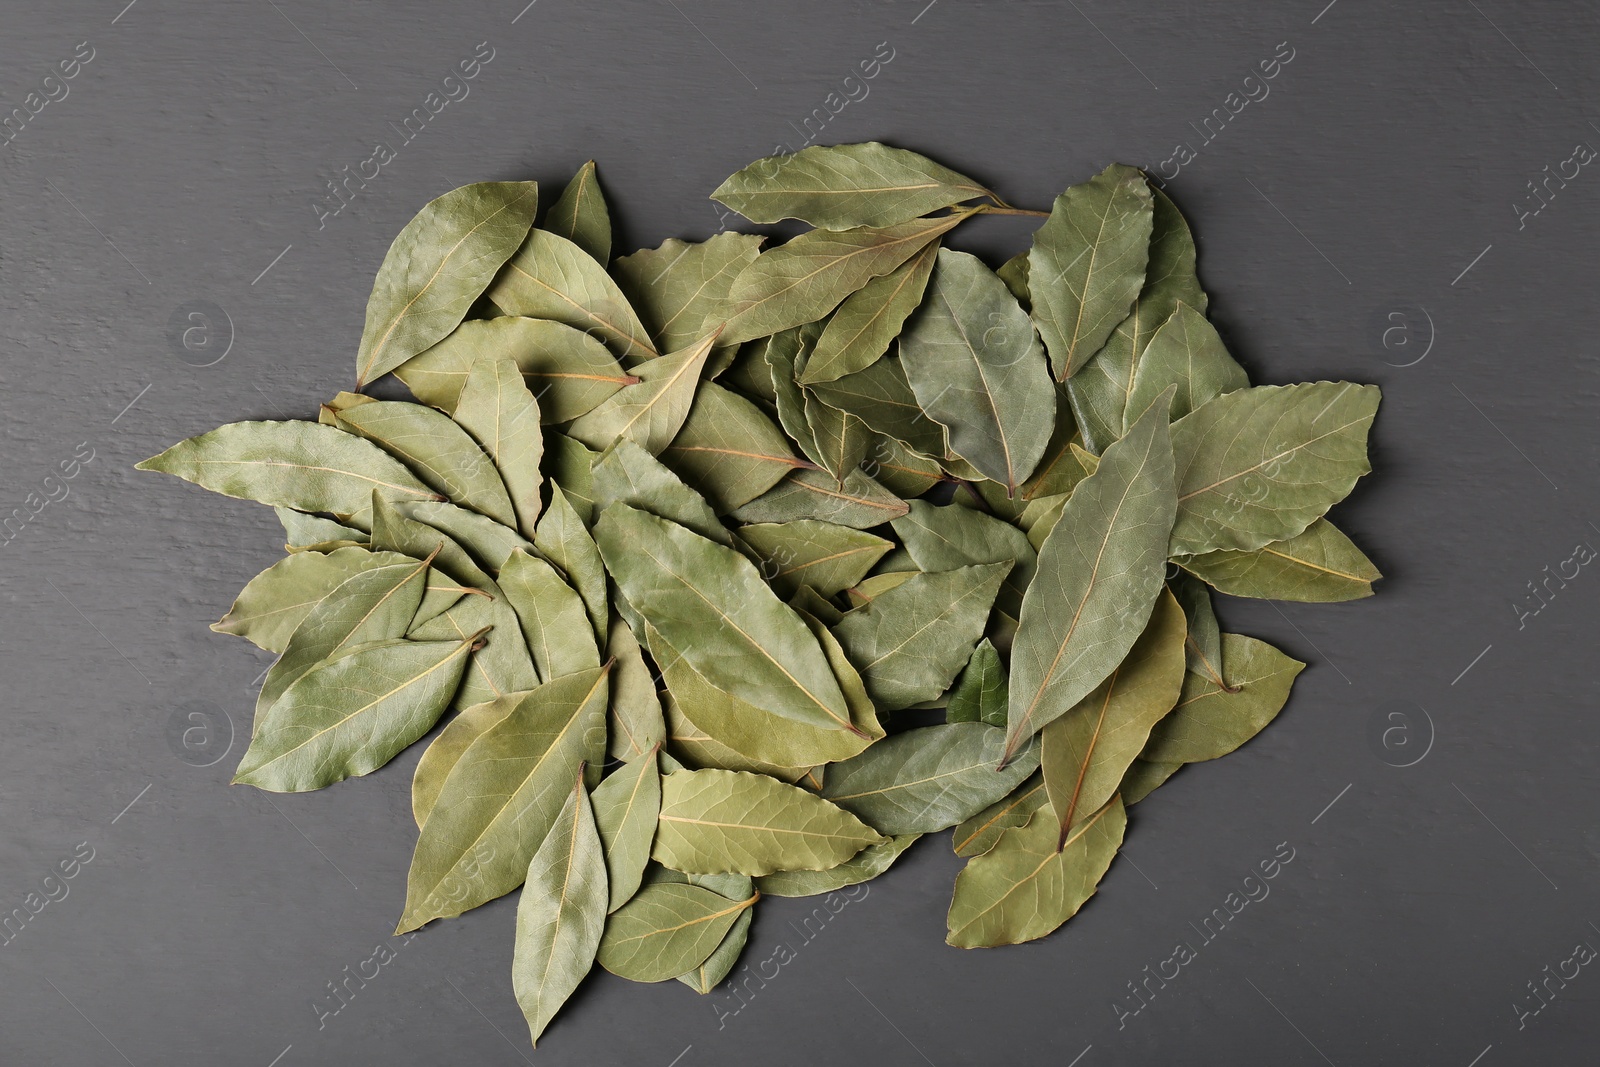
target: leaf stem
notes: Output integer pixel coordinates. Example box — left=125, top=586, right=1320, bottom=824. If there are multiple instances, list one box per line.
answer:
left=975, top=204, right=1051, bottom=218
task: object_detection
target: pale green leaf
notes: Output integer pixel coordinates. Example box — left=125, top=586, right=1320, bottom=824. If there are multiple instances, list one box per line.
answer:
left=613, top=232, right=764, bottom=353
left=801, top=241, right=938, bottom=384
left=567, top=331, right=716, bottom=454
left=757, top=834, right=920, bottom=897
left=1141, top=634, right=1304, bottom=763
left=544, top=161, right=610, bottom=263
left=592, top=752, right=661, bottom=912
left=1178, top=518, right=1381, bottom=602
left=335, top=401, right=517, bottom=527
left=486, top=227, right=657, bottom=363
left=596, top=880, right=757, bottom=982
left=453, top=357, right=544, bottom=537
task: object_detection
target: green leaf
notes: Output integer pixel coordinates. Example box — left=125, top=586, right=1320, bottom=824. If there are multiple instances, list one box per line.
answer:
left=499, top=548, right=601, bottom=680
left=452, top=357, right=544, bottom=538
left=807, top=356, right=948, bottom=459
left=996, top=251, right=1029, bottom=304
left=1005, top=397, right=1176, bottom=762
left=1141, top=634, right=1304, bottom=763
left=737, top=521, right=892, bottom=598
left=952, top=773, right=1046, bottom=858
left=383, top=499, right=531, bottom=576
left=1028, top=164, right=1152, bottom=381
left=730, top=467, right=908, bottom=529
left=823, top=723, right=1039, bottom=834
left=535, top=484, right=609, bottom=645
left=757, top=834, right=920, bottom=897
left=135, top=421, right=439, bottom=528
left=677, top=904, right=754, bottom=993
left=213, top=546, right=411, bottom=653
left=660, top=381, right=810, bottom=512
left=801, top=241, right=938, bottom=384
left=592, top=437, right=733, bottom=547
left=275, top=507, right=367, bottom=550
left=1119, top=758, right=1183, bottom=805
left=407, top=592, right=541, bottom=709
left=606, top=618, right=666, bottom=763
left=712, top=142, right=990, bottom=229
left=803, top=387, right=873, bottom=484
left=355, top=181, right=539, bottom=387
left=253, top=555, right=432, bottom=729
left=1178, top=518, right=1382, bottom=602
left=398, top=667, right=611, bottom=931
left=412, top=692, right=525, bottom=827
left=722, top=213, right=968, bottom=344
left=369, top=494, right=496, bottom=592
left=335, top=401, right=516, bottom=527
left=891, top=500, right=1036, bottom=628
left=596, top=880, right=758, bottom=982
left=235, top=633, right=476, bottom=792
left=764, top=321, right=825, bottom=461
left=542, top=434, right=597, bottom=521
left=1015, top=395, right=1090, bottom=506
left=544, top=161, right=611, bottom=263
left=513, top=774, right=607, bottom=1047
left=395, top=317, right=637, bottom=422
left=834, top=563, right=1010, bottom=711
left=1040, top=589, right=1185, bottom=840
left=1124, top=302, right=1247, bottom=428
left=595, top=505, right=858, bottom=734
left=1171, top=572, right=1226, bottom=688
left=655, top=768, right=885, bottom=875
left=1066, top=185, right=1204, bottom=452
left=662, top=695, right=814, bottom=783
left=486, top=227, right=657, bottom=363
left=947, top=638, right=1007, bottom=728
left=567, top=331, right=716, bottom=454
left=592, top=752, right=661, bottom=913
left=614, top=232, right=764, bottom=353
left=1168, top=382, right=1380, bottom=556
left=899, top=249, right=1057, bottom=491
left=945, top=796, right=1125, bottom=948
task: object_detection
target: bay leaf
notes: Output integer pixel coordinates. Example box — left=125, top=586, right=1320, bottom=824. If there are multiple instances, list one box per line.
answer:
left=712, top=142, right=989, bottom=229
left=235, top=632, right=477, bottom=792
left=412, top=692, right=525, bottom=828
left=566, top=330, right=716, bottom=454
left=1119, top=758, right=1183, bottom=805
left=1178, top=518, right=1382, bottom=602
left=757, top=834, right=920, bottom=897
left=823, top=722, right=1039, bottom=834
left=1005, top=396, right=1176, bottom=763
left=945, top=796, right=1125, bottom=948
left=592, top=752, right=661, bottom=913
left=952, top=772, right=1046, bottom=858
left=803, top=387, right=873, bottom=484
left=899, top=249, right=1056, bottom=491
left=596, top=881, right=757, bottom=982
left=801, top=241, right=938, bottom=384
left=655, top=768, right=885, bottom=876
left=1141, top=634, right=1304, bottom=763
left=606, top=618, right=666, bottom=763
left=1040, top=589, right=1185, bottom=840
left=213, top=546, right=410, bottom=653
left=408, top=592, right=541, bottom=709
left=764, top=321, right=825, bottom=461
left=513, top=773, right=607, bottom=1046
left=486, top=227, right=657, bottom=363
left=135, top=420, right=439, bottom=527
left=737, top=520, right=892, bottom=598
left=597, top=505, right=860, bottom=734
left=334, top=401, right=516, bottom=527
left=1124, top=302, right=1247, bottom=428
left=722, top=213, right=968, bottom=344
left=591, top=437, right=733, bottom=547
left=864, top=434, right=947, bottom=499
left=891, top=500, right=1036, bottom=626
left=1066, top=184, right=1203, bottom=451
left=662, top=694, right=813, bottom=784
left=544, top=160, right=610, bottom=263
left=275, top=507, right=367, bottom=550
left=614, top=232, right=764, bottom=353
left=542, top=435, right=596, bottom=522
left=369, top=494, right=497, bottom=593
left=833, top=562, right=1010, bottom=711
left=1017, top=397, right=1092, bottom=504
left=660, top=381, right=809, bottom=512
left=395, top=316, right=637, bottom=422
left=1028, top=163, right=1152, bottom=381
left=499, top=548, right=601, bottom=680
left=806, top=356, right=948, bottom=460
left=996, top=251, right=1029, bottom=304
left=535, top=484, right=609, bottom=645
left=678, top=906, right=753, bottom=994
left=1171, top=572, right=1226, bottom=687
left=453, top=357, right=544, bottom=538
left=729, top=467, right=908, bottom=529
left=355, top=180, right=538, bottom=387
left=384, top=499, right=531, bottom=576
left=946, top=638, right=1007, bottom=728
left=398, top=666, right=610, bottom=931
left=1168, top=382, right=1380, bottom=556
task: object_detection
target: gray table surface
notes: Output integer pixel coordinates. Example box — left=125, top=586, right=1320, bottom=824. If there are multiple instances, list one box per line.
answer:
left=3, top=1, right=1596, bottom=1063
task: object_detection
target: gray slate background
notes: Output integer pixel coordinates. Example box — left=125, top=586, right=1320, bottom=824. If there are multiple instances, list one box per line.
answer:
left=2, top=0, right=1596, bottom=1063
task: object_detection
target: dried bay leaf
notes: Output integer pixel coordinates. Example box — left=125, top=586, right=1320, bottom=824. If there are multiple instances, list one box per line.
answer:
left=592, top=751, right=661, bottom=912
left=823, top=723, right=1039, bottom=834
left=453, top=357, right=544, bottom=538
left=499, top=549, right=601, bottom=681
left=355, top=181, right=539, bottom=387
left=737, top=521, right=892, bottom=598
left=275, top=507, right=367, bottom=551
left=660, top=381, right=809, bottom=512
left=614, top=232, right=764, bottom=353
left=542, top=435, right=597, bottom=521
left=806, top=356, right=948, bottom=460
left=567, top=330, right=716, bottom=454
left=945, top=796, right=1125, bottom=948
left=758, top=834, right=920, bottom=897
left=1028, top=164, right=1152, bottom=381
left=385, top=499, right=531, bottom=576
left=513, top=774, right=607, bottom=1046
left=591, top=437, right=733, bottom=547
left=947, top=638, right=1007, bottom=728
left=486, top=227, right=657, bottom=363
left=1177, top=518, right=1382, bottom=602
left=952, top=772, right=1046, bottom=858
left=334, top=401, right=517, bottom=527
left=1124, top=302, right=1247, bottom=428
left=730, top=467, right=908, bottom=529
left=597, top=881, right=757, bottom=982
left=1171, top=572, right=1226, bottom=687
left=1005, top=397, right=1176, bottom=763
left=1141, top=634, right=1304, bottom=763
left=712, top=142, right=990, bottom=229
left=678, top=905, right=753, bottom=994
left=801, top=241, right=938, bottom=384
left=1119, top=758, right=1183, bottom=805
left=803, top=387, right=873, bottom=485
left=544, top=160, right=610, bottom=263
left=606, top=618, right=666, bottom=763
left=235, top=632, right=477, bottom=792
left=655, top=768, right=885, bottom=876
left=412, top=692, right=526, bottom=828
left=833, top=562, right=1010, bottom=711
left=535, top=484, right=609, bottom=645
left=213, top=546, right=412, bottom=654
left=398, top=666, right=610, bottom=931
left=892, top=500, right=1036, bottom=627
left=1168, top=382, right=1380, bottom=556
left=408, top=592, right=541, bottom=710
left=899, top=249, right=1056, bottom=491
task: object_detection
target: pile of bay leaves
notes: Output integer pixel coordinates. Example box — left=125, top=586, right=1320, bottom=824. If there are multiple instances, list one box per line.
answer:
left=137, top=144, right=1380, bottom=1046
